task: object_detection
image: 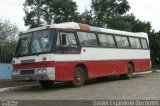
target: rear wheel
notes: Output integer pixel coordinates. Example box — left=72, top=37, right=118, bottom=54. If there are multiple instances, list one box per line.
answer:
left=72, top=67, right=85, bottom=87
left=120, top=63, right=134, bottom=79
left=39, top=80, right=54, bottom=88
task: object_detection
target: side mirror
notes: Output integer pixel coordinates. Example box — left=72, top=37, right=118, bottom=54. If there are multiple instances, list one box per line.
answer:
left=62, top=34, right=67, bottom=45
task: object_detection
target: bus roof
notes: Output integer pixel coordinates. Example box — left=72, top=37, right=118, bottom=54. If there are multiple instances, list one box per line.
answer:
left=22, top=22, right=148, bottom=39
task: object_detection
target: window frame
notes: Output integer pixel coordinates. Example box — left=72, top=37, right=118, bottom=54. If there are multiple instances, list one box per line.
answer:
left=115, top=36, right=130, bottom=48
left=77, top=31, right=99, bottom=47
left=98, top=33, right=108, bottom=47
left=129, top=37, right=138, bottom=48
left=140, top=38, right=149, bottom=49
left=98, top=33, right=116, bottom=48
left=74, top=29, right=149, bottom=50
left=15, top=28, right=150, bottom=58
left=14, top=29, right=55, bottom=57
left=55, top=29, right=81, bottom=54
left=135, top=38, right=142, bottom=49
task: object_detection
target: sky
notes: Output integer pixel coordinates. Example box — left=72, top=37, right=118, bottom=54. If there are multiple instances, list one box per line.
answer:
left=0, top=0, right=159, bottom=32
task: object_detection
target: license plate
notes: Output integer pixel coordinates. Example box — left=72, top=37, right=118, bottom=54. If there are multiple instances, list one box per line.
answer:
left=24, top=76, right=31, bottom=80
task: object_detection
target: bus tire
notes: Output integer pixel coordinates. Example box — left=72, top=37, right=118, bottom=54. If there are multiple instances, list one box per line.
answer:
left=39, top=80, right=54, bottom=88
left=72, top=67, right=85, bottom=87
left=120, top=63, right=134, bottom=79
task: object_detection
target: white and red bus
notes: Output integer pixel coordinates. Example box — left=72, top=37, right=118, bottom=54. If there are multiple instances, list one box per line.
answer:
left=12, top=22, right=151, bottom=87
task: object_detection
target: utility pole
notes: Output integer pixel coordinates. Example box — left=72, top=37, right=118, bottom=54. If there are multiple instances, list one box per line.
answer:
left=37, top=0, right=41, bottom=27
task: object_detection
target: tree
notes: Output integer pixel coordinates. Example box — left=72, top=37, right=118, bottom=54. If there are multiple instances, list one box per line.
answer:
left=91, top=0, right=130, bottom=27
left=107, top=14, right=152, bottom=33
left=0, top=19, right=18, bottom=63
left=132, top=20, right=151, bottom=33
left=24, top=0, right=79, bottom=28
left=79, top=10, right=94, bottom=25
left=0, top=19, right=18, bottom=41
left=148, top=31, right=160, bottom=65
left=107, top=14, right=134, bottom=31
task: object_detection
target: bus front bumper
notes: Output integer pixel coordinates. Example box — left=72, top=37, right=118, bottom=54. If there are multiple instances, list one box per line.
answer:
left=12, top=67, right=55, bottom=81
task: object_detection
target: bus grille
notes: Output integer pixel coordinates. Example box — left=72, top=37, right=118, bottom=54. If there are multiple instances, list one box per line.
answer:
left=21, top=70, right=34, bottom=75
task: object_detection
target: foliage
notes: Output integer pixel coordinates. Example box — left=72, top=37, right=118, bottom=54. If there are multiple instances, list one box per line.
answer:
left=91, top=0, right=130, bottom=27
left=0, top=40, right=17, bottom=63
left=0, top=19, right=19, bottom=41
left=107, top=14, right=152, bottom=33
left=79, top=10, right=94, bottom=25
left=148, top=31, right=160, bottom=65
left=23, top=0, right=160, bottom=66
left=0, top=20, right=18, bottom=63
left=24, top=0, right=79, bottom=28
left=107, top=14, right=134, bottom=31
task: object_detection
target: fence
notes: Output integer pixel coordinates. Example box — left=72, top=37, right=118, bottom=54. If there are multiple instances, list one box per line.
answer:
left=0, top=41, right=17, bottom=79
left=0, top=41, right=17, bottom=63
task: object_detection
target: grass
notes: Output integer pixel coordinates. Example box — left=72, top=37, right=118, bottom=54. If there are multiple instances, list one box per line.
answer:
left=150, top=65, right=160, bottom=73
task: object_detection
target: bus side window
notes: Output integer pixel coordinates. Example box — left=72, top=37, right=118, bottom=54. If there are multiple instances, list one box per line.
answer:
left=56, top=33, right=62, bottom=53
left=77, top=32, right=89, bottom=46
left=135, top=38, right=142, bottom=48
left=141, top=39, right=148, bottom=49
left=115, top=36, right=123, bottom=47
left=87, top=33, right=98, bottom=47
left=106, top=35, right=116, bottom=47
left=122, top=37, right=130, bottom=48
left=115, top=36, right=129, bottom=48
left=56, top=31, right=78, bottom=54
left=129, top=37, right=137, bottom=48
left=77, top=31, right=98, bottom=47
left=98, top=34, right=108, bottom=47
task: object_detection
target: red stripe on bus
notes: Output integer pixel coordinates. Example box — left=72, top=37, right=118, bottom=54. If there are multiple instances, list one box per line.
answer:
left=13, top=59, right=151, bottom=81
left=55, top=59, right=151, bottom=81
left=13, top=61, right=55, bottom=70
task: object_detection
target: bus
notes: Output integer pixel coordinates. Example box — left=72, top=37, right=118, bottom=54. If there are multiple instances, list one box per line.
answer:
left=12, top=22, right=151, bottom=88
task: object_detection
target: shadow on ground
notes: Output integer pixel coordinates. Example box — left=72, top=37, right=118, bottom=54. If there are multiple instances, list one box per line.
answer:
left=5, top=74, right=146, bottom=93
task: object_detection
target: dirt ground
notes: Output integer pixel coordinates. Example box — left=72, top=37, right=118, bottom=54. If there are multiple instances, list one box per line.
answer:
left=0, top=80, right=38, bottom=88
left=0, top=72, right=160, bottom=100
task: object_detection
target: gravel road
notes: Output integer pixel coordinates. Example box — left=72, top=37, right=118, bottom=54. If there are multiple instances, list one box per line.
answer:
left=0, top=72, right=160, bottom=100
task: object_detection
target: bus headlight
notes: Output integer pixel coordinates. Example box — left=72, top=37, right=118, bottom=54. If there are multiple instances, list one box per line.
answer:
left=12, top=71, right=20, bottom=76
left=37, top=69, right=42, bottom=74
left=37, top=68, right=47, bottom=74
left=42, top=69, right=47, bottom=74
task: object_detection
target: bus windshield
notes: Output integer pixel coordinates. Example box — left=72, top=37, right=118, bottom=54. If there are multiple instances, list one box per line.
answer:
left=16, top=30, right=52, bottom=56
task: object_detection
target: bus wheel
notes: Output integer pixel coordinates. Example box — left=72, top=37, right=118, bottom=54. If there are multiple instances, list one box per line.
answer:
left=72, top=67, right=85, bottom=87
left=39, top=80, right=54, bottom=88
left=120, top=64, right=134, bottom=79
